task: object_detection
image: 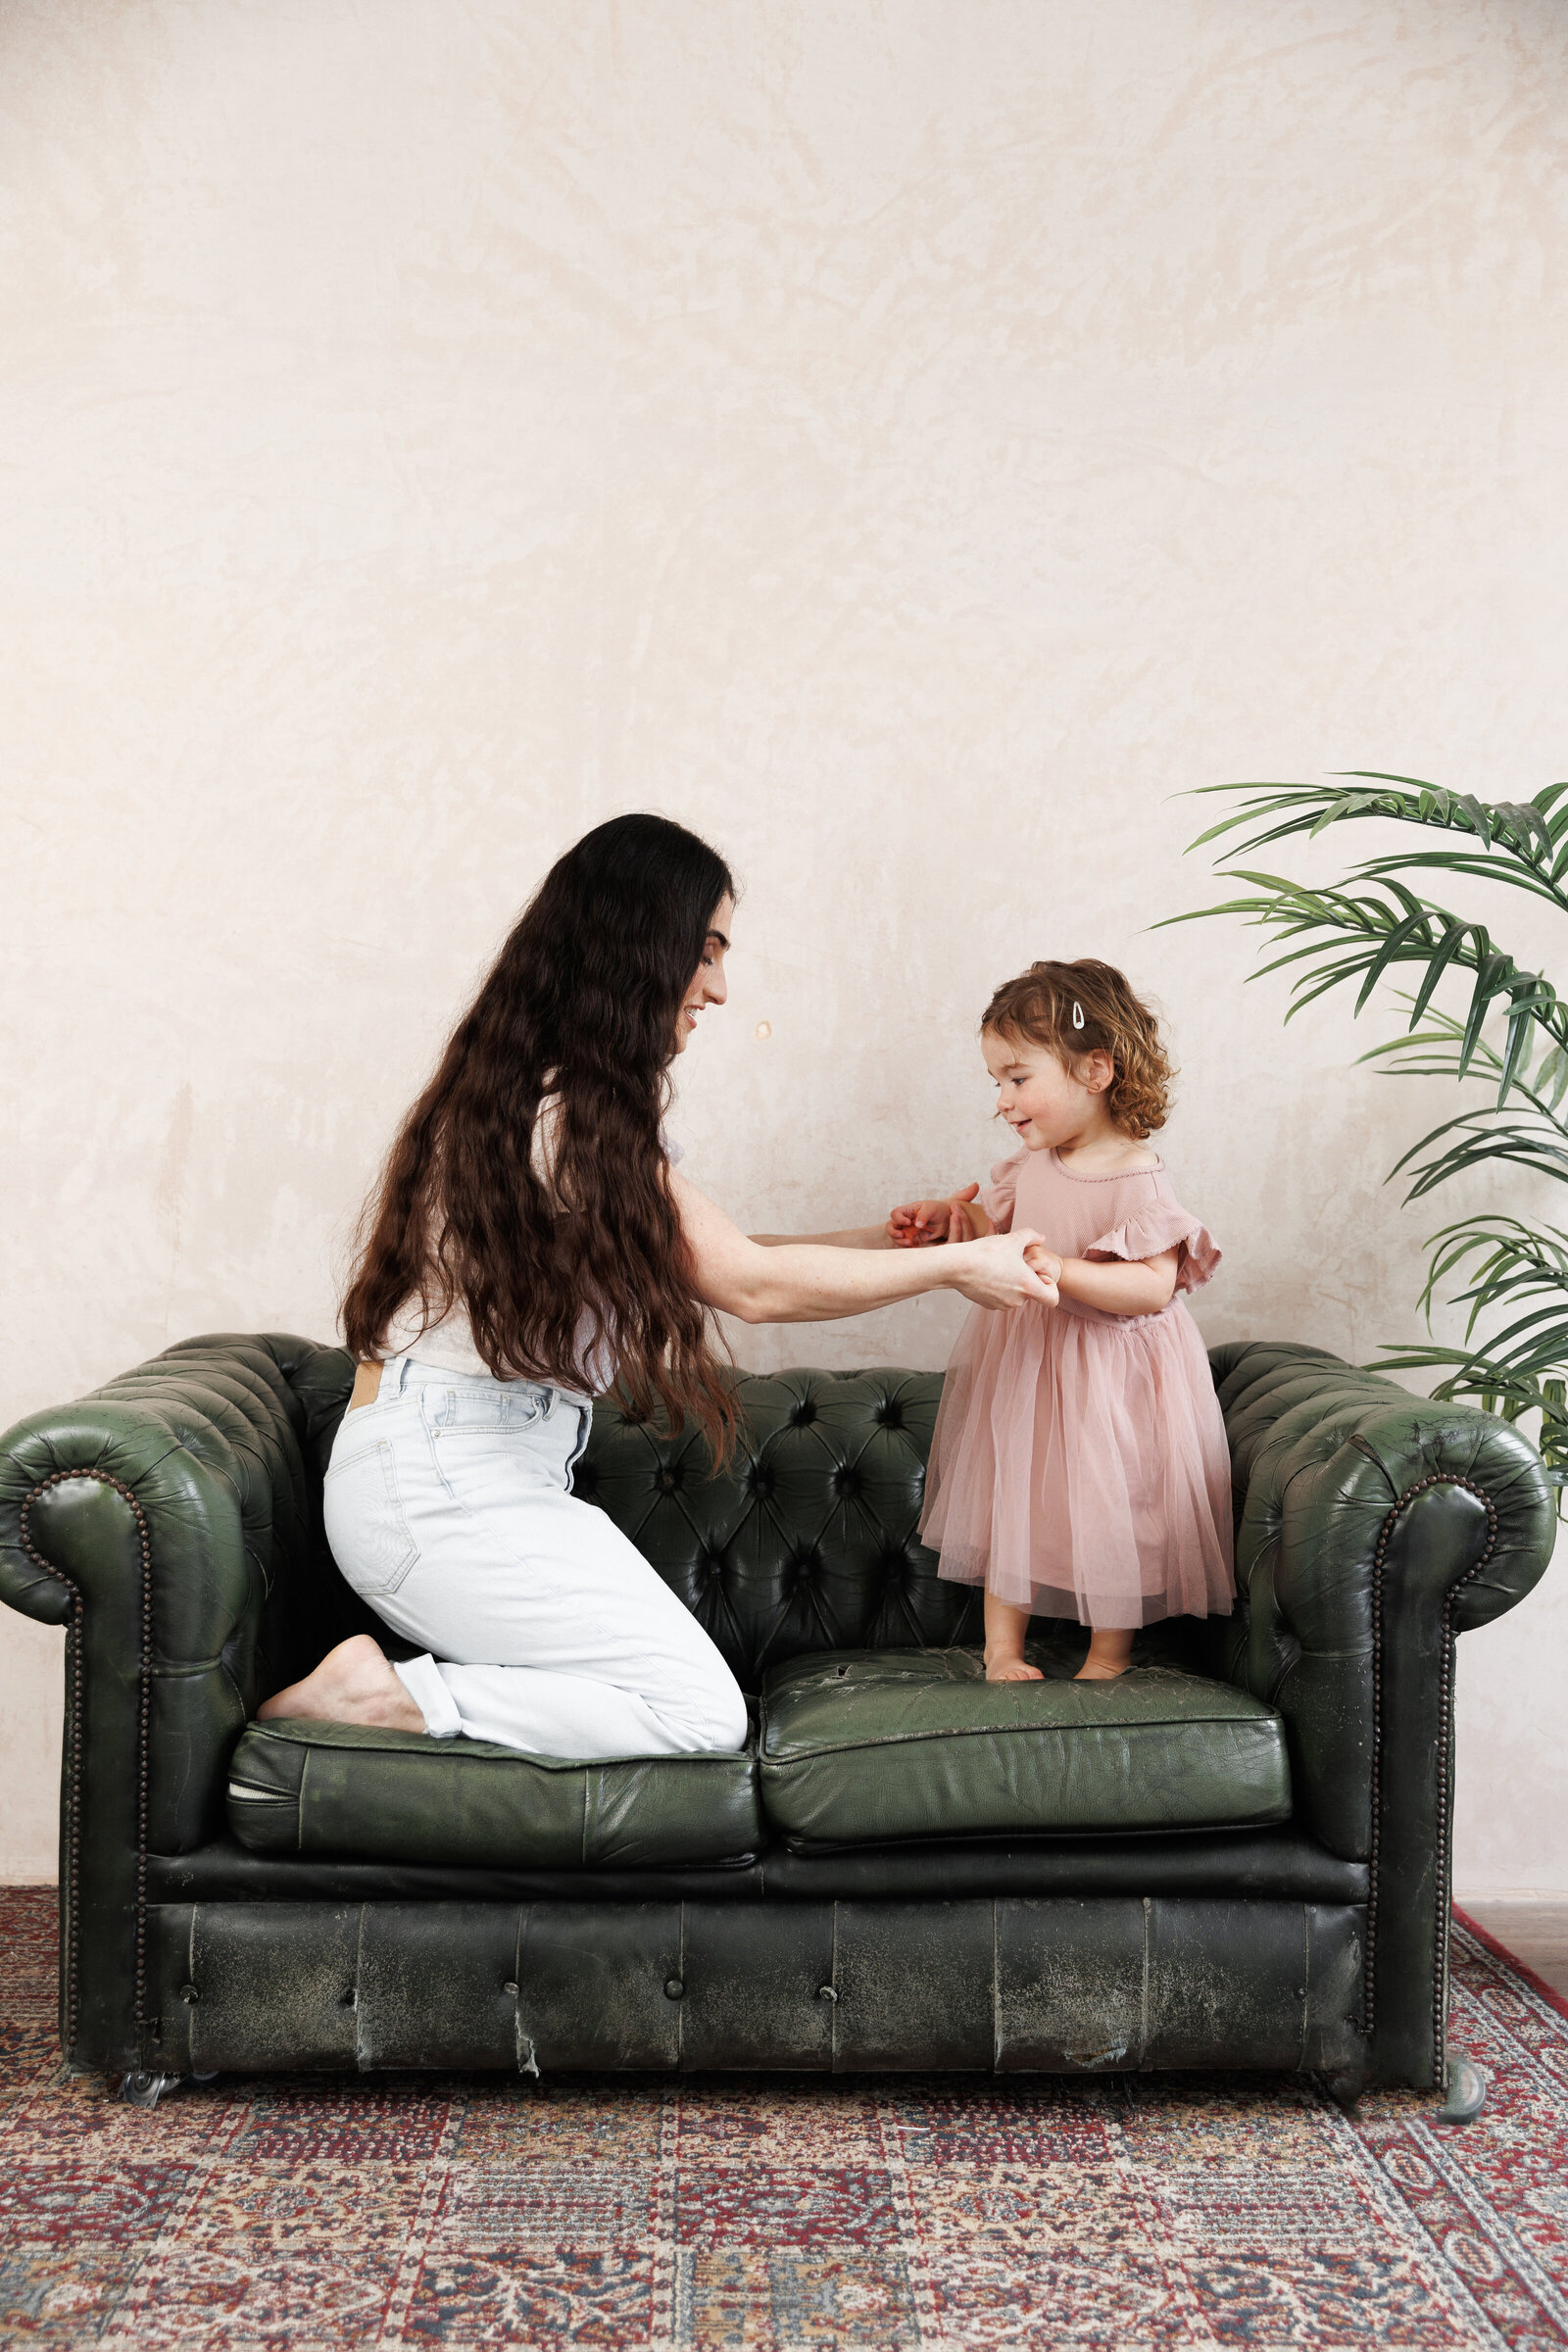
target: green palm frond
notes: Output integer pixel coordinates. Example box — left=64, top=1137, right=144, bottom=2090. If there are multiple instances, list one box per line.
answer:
left=1159, top=869, right=1561, bottom=1094
left=1188, top=774, right=1568, bottom=912
left=1360, top=1001, right=1568, bottom=1118
left=1411, top=1215, right=1568, bottom=1352
left=1386, top=1114, right=1568, bottom=1200
left=1358, top=1004, right=1568, bottom=1196
left=1181, top=772, right=1568, bottom=1505
left=1371, top=1346, right=1568, bottom=1482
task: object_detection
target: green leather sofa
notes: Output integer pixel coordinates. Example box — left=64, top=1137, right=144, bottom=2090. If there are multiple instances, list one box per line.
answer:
left=0, top=1334, right=1552, bottom=2108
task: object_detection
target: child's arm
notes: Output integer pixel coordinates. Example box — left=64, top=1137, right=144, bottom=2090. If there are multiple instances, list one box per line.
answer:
left=888, top=1184, right=995, bottom=1247
left=746, top=1180, right=1004, bottom=1251
left=1054, top=1248, right=1180, bottom=1318
left=749, top=1222, right=895, bottom=1249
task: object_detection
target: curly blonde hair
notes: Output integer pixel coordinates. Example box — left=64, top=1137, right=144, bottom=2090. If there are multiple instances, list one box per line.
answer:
left=981, top=959, right=1174, bottom=1141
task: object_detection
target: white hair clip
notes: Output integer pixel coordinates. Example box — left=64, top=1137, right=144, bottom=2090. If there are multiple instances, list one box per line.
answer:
left=1071, top=1001, right=1085, bottom=1031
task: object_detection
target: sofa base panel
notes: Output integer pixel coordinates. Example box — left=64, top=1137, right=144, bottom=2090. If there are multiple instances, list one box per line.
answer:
left=142, top=1896, right=1366, bottom=2080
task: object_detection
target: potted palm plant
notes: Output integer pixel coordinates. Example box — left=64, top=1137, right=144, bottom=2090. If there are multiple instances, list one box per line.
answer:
left=1171, top=772, right=1567, bottom=1494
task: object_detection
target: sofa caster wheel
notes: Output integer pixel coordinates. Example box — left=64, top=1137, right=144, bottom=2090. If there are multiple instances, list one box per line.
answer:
left=190, top=2072, right=220, bottom=2086
left=120, top=2071, right=184, bottom=2109
left=1436, top=2055, right=1488, bottom=2124
left=1322, top=2065, right=1368, bottom=2111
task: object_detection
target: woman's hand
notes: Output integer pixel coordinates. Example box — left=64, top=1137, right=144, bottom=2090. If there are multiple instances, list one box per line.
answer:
left=947, top=1228, right=1059, bottom=1309
left=887, top=1182, right=981, bottom=1247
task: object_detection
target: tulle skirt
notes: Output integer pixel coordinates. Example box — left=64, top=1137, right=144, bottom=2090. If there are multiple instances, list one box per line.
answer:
left=920, top=1298, right=1234, bottom=1629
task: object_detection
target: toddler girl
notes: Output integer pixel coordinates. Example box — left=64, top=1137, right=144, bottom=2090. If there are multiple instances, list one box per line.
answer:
left=890, top=959, right=1234, bottom=1682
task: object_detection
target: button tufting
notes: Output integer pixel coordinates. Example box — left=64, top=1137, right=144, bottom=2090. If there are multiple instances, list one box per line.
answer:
left=658, top=1468, right=679, bottom=1494
left=792, top=1401, right=816, bottom=1426
left=664, top=1978, right=685, bottom=2000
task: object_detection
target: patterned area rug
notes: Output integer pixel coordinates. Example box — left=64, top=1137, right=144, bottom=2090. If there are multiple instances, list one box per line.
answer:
left=2, top=1890, right=1566, bottom=2348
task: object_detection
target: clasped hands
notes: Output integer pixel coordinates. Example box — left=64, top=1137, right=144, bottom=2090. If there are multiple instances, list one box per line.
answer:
left=889, top=1184, right=1061, bottom=1304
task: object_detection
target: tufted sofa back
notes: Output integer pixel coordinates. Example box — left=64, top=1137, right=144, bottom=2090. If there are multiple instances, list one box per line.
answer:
left=3, top=1333, right=1547, bottom=1735
left=576, top=1368, right=982, bottom=1689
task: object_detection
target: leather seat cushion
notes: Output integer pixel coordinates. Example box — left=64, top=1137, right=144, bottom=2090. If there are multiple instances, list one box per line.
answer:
left=759, top=1648, right=1292, bottom=1851
left=226, top=1719, right=763, bottom=1871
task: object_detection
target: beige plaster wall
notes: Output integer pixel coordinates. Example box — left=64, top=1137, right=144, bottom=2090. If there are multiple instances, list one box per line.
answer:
left=3, top=0, right=1565, bottom=1889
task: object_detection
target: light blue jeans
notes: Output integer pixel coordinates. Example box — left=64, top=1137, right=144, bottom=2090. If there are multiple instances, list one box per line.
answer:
left=321, top=1358, right=748, bottom=1758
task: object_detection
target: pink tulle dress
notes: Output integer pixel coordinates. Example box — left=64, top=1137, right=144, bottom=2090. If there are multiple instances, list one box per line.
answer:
left=920, top=1147, right=1235, bottom=1630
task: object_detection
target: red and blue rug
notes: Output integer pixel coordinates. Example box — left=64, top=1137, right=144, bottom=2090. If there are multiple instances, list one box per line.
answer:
left=1, top=1888, right=1565, bottom=2346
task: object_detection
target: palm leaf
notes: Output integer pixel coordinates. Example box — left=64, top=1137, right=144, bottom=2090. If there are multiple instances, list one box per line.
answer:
left=1185, top=776, right=1568, bottom=912
left=1181, top=776, right=1568, bottom=1503
left=1161, top=872, right=1564, bottom=1081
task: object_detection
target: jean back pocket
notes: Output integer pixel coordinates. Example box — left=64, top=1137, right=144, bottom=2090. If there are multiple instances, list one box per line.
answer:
left=323, top=1436, right=419, bottom=1597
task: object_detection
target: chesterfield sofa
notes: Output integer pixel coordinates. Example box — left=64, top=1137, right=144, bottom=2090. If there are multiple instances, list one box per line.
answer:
left=0, top=1333, right=1552, bottom=2111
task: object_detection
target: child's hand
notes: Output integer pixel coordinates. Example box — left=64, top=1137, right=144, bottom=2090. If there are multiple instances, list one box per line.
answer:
left=1023, top=1243, right=1061, bottom=1303
left=887, top=1183, right=980, bottom=1247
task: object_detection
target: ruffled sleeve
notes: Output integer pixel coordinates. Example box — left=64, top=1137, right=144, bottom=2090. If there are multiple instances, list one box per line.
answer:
left=1084, top=1199, right=1221, bottom=1294
left=978, top=1152, right=1025, bottom=1234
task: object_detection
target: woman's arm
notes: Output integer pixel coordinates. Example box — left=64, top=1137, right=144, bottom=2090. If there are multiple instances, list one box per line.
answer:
left=1054, top=1248, right=1180, bottom=1318
left=672, top=1170, right=1057, bottom=1323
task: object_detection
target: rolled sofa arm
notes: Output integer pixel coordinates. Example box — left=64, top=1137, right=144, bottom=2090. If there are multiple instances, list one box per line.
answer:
left=0, top=1332, right=353, bottom=2071
left=1210, top=1342, right=1555, bottom=2086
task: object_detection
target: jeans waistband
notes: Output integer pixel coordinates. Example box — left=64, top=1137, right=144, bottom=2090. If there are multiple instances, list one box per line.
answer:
left=377, top=1357, right=592, bottom=1414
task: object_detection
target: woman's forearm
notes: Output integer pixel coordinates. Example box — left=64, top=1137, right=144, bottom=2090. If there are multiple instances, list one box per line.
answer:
left=724, top=1238, right=962, bottom=1322
left=673, top=1169, right=1054, bottom=1322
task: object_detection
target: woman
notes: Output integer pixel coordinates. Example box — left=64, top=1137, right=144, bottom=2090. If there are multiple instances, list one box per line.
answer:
left=260, top=813, right=1054, bottom=1758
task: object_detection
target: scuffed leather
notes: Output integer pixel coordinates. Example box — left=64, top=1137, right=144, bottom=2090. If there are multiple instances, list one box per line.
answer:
left=141, top=1894, right=1365, bottom=2078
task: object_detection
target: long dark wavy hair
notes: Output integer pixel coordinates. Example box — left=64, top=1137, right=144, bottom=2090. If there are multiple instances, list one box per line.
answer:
left=342, top=813, right=738, bottom=1455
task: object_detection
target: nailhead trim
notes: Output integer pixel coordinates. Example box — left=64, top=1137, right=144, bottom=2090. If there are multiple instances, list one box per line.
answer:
left=1366, top=1471, right=1497, bottom=2070
left=18, top=1470, right=154, bottom=2065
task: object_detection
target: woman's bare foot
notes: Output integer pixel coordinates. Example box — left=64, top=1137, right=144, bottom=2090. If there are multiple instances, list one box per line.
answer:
left=256, top=1634, right=425, bottom=1733
left=985, top=1653, right=1044, bottom=1683
left=1075, top=1630, right=1134, bottom=1683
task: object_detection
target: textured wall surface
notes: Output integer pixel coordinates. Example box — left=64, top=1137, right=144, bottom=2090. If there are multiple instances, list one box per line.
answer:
left=3, top=0, right=1565, bottom=1887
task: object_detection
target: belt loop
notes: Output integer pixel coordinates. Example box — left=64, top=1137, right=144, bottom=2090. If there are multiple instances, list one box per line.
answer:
left=395, top=1357, right=412, bottom=1397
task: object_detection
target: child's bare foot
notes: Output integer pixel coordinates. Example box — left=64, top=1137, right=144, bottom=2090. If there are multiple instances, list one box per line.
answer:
left=1074, top=1630, right=1134, bottom=1682
left=985, top=1653, right=1044, bottom=1683
left=256, top=1634, right=425, bottom=1733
